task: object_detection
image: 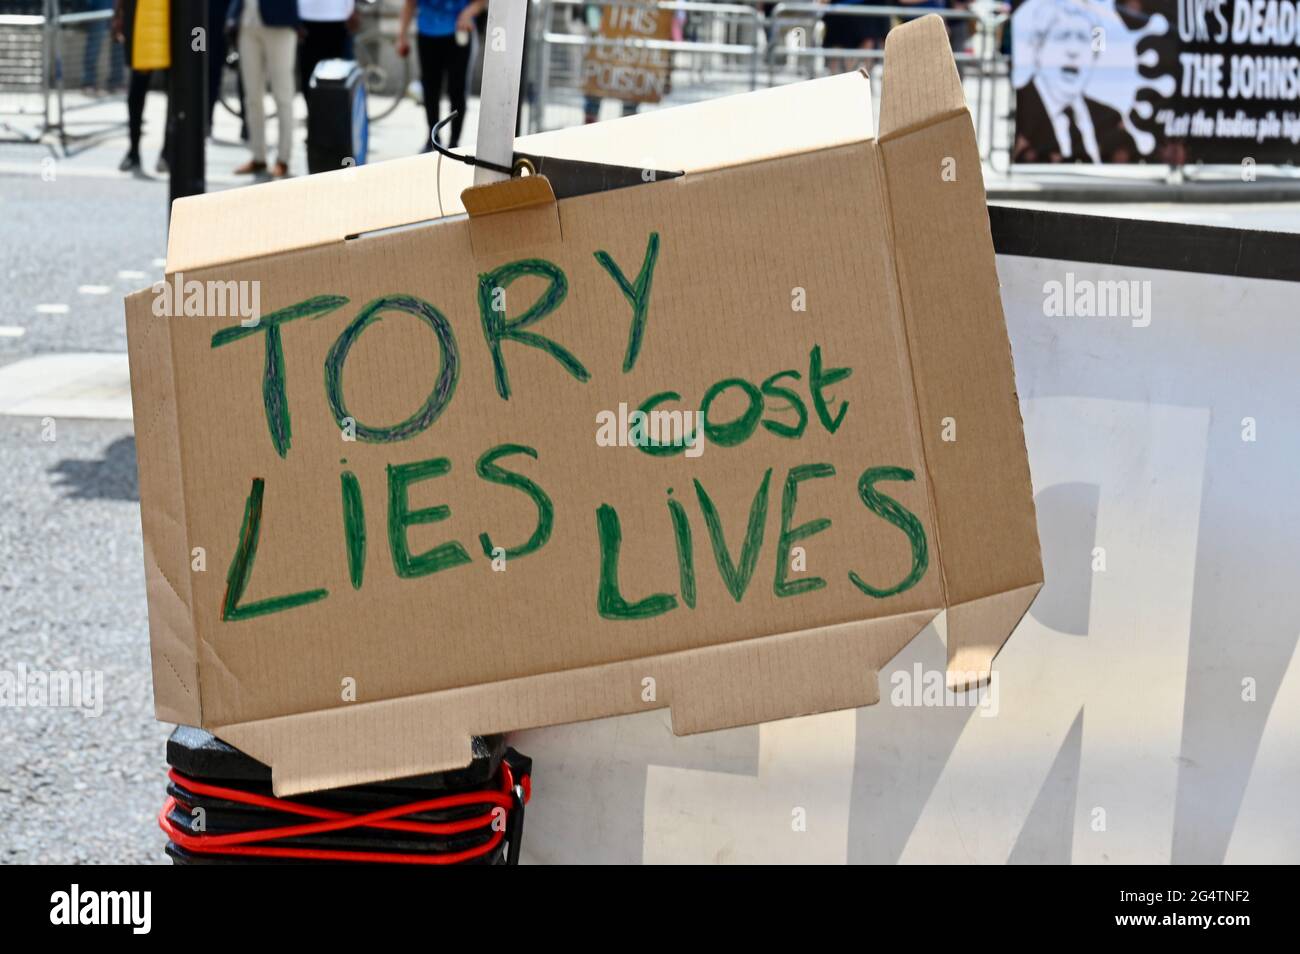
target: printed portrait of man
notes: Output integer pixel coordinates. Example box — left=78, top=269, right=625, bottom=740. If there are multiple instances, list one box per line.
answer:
left=1013, top=0, right=1137, bottom=163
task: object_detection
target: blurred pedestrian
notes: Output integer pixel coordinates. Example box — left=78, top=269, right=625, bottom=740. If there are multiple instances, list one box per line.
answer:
left=896, top=0, right=969, bottom=51
left=229, top=0, right=299, bottom=177
left=111, top=0, right=169, bottom=173
left=208, top=0, right=234, bottom=133
left=299, top=0, right=358, bottom=92
left=821, top=0, right=890, bottom=74
left=396, top=0, right=486, bottom=153
left=83, top=0, right=126, bottom=93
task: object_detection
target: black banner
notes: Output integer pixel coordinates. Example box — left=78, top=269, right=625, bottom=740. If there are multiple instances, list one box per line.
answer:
left=1012, top=0, right=1300, bottom=164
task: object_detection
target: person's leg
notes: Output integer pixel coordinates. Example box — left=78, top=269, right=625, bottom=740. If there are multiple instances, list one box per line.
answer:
left=122, top=69, right=150, bottom=167
left=445, top=36, right=470, bottom=147
left=299, top=21, right=321, bottom=92
left=207, top=0, right=230, bottom=130
left=238, top=24, right=268, bottom=166
left=237, top=60, right=249, bottom=142
left=266, top=27, right=298, bottom=170
left=339, top=20, right=354, bottom=60
left=416, top=33, right=447, bottom=150
left=163, top=67, right=173, bottom=157
left=158, top=70, right=172, bottom=173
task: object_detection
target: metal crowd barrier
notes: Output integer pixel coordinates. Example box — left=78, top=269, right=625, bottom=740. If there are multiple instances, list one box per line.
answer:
left=0, top=2, right=50, bottom=142
left=526, top=0, right=1013, bottom=163
left=767, top=3, right=1009, bottom=164
left=530, top=0, right=766, bottom=132
left=0, top=0, right=126, bottom=152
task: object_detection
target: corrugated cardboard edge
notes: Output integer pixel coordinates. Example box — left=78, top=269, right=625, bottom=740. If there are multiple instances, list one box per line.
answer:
left=162, top=72, right=873, bottom=275
left=217, top=611, right=937, bottom=796
left=125, top=286, right=202, bottom=726
left=877, top=14, right=968, bottom=142
left=166, top=153, right=476, bottom=275
left=875, top=15, right=1044, bottom=691
left=518, top=70, right=873, bottom=175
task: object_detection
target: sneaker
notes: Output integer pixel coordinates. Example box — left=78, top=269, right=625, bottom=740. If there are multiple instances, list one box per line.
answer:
left=119, top=152, right=141, bottom=172
left=234, top=159, right=268, bottom=175
left=155, top=155, right=169, bottom=175
left=270, top=161, right=289, bottom=178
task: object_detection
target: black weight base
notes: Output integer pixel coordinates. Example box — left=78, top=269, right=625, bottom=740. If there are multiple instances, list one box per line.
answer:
left=163, top=726, right=528, bottom=865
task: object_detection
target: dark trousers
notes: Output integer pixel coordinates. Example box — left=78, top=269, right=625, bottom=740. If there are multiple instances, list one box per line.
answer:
left=127, top=69, right=170, bottom=158
left=299, top=20, right=354, bottom=92
left=208, top=0, right=231, bottom=130
left=417, top=32, right=470, bottom=147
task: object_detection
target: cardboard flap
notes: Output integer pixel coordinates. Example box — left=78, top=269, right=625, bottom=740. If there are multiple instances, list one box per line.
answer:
left=876, top=39, right=1044, bottom=686
left=124, top=288, right=201, bottom=726
left=945, top=583, right=1042, bottom=690
left=878, top=14, right=967, bottom=141
left=662, top=611, right=938, bottom=736
left=166, top=154, right=475, bottom=274
left=517, top=71, right=873, bottom=173
left=218, top=612, right=938, bottom=796
left=461, top=174, right=562, bottom=257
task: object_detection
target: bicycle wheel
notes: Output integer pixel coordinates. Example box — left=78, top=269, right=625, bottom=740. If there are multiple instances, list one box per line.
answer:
left=354, top=33, right=410, bottom=122
left=218, top=49, right=277, bottom=122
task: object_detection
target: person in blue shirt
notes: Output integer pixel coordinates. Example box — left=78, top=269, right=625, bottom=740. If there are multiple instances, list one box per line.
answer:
left=397, top=0, right=487, bottom=153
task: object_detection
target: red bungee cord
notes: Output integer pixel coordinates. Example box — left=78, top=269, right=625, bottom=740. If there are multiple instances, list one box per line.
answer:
left=159, top=762, right=530, bottom=865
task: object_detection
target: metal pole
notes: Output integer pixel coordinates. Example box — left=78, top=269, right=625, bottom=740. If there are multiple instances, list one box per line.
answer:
left=41, top=0, right=52, bottom=136
left=49, top=0, right=64, bottom=149
left=748, top=6, right=757, bottom=91
left=533, top=0, right=551, bottom=134
left=475, top=0, right=529, bottom=184
left=168, top=0, right=207, bottom=213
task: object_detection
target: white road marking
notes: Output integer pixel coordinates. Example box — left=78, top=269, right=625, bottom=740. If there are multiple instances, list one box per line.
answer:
left=78, top=284, right=111, bottom=295
left=0, top=353, right=132, bottom=420
left=36, top=303, right=69, bottom=315
left=0, top=326, right=26, bottom=338
left=117, top=270, right=146, bottom=280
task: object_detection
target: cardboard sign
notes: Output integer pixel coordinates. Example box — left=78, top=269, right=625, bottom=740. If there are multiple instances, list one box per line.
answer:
left=126, top=16, right=1041, bottom=795
left=582, top=2, right=674, bottom=105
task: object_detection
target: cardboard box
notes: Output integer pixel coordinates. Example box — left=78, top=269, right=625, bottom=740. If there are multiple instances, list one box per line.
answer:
left=126, top=16, right=1041, bottom=796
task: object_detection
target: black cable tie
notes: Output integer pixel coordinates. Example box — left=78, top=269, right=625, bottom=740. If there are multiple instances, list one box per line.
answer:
left=429, top=112, right=515, bottom=176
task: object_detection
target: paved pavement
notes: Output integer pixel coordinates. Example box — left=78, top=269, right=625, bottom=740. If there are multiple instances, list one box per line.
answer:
left=0, top=89, right=455, bottom=865
left=0, top=415, right=157, bottom=863
left=1, top=82, right=1298, bottom=864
